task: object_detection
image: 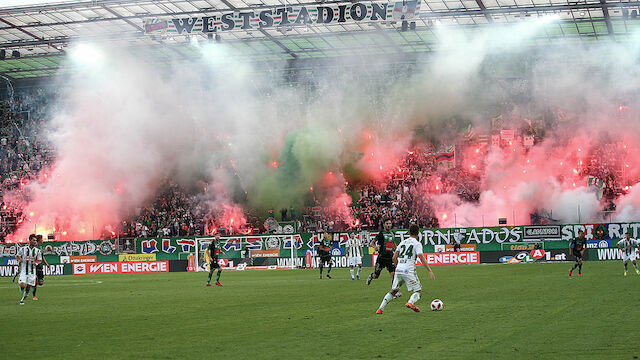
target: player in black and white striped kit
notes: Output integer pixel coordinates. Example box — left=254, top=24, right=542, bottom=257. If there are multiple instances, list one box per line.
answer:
left=346, top=232, right=363, bottom=280
left=617, top=231, right=640, bottom=277
left=16, top=234, right=43, bottom=305
left=32, top=234, right=49, bottom=300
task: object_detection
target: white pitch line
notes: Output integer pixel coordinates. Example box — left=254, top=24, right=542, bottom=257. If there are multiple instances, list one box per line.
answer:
left=0, top=280, right=103, bottom=288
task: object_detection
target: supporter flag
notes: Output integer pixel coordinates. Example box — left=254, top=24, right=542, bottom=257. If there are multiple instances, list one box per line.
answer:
left=524, top=118, right=533, bottom=129
left=392, top=0, right=418, bottom=20
left=463, top=124, right=476, bottom=141
left=434, top=145, right=455, bottom=168
left=557, top=108, right=567, bottom=121
left=491, top=134, right=500, bottom=147
left=523, top=135, right=534, bottom=147
left=587, top=176, right=605, bottom=200
left=500, top=129, right=515, bottom=142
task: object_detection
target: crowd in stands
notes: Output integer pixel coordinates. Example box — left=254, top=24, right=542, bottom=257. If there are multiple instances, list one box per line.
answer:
left=0, top=83, right=635, bottom=241
left=1, top=88, right=56, bottom=242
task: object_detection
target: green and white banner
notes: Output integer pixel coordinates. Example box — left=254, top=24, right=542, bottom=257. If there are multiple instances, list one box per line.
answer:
left=2, top=222, right=638, bottom=263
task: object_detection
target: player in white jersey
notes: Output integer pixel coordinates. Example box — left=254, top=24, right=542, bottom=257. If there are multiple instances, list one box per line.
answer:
left=616, top=231, right=640, bottom=277
left=346, top=232, right=363, bottom=280
left=376, top=224, right=435, bottom=314
left=16, top=234, right=43, bottom=305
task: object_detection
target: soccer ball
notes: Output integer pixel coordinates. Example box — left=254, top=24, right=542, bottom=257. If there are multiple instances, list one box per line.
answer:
left=430, top=299, right=443, bottom=311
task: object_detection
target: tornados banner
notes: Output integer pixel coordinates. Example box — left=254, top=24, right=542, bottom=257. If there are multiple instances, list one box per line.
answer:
left=143, top=1, right=421, bottom=35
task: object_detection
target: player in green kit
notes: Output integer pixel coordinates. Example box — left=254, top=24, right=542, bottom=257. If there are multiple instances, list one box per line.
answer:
left=367, top=219, right=398, bottom=286
left=206, top=233, right=226, bottom=287
left=318, top=232, right=333, bottom=279
left=569, top=229, right=587, bottom=277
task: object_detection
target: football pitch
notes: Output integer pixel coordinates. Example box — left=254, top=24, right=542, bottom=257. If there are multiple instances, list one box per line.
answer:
left=2, top=261, right=640, bottom=359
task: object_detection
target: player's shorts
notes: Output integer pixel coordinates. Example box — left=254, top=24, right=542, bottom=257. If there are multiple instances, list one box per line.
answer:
left=375, top=257, right=396, bottom=274
left=622, top=253, right=637, bottom=263
left=36, top=268, right=45, bottom=282
left=209, top=260, right=221, bottom=270
left=319, top=255, right=332, bottom=265
left=19, top=273, right=36, bottom=287
left=348, top=256, right=362, bottom=267
left=391, top=269, right=421, bottom=293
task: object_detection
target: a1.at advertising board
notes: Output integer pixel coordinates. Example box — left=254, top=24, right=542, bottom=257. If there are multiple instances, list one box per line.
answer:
left=481, top=249, right=577, bottom=264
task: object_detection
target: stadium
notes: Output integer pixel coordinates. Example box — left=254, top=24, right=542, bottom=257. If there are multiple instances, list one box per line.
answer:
left=2, top=0, right=640, bottom=358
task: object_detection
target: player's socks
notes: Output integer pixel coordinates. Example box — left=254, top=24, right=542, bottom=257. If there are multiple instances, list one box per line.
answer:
left=408, top=292, right=421, bottom=304
left=20, top=288, right=29, bottom=303
left=569, top=263, right=579, bottom=276
left=578, top=263, right=582, bottom=274
left=216, top=270, right=221, bottom=283
left=356, top=267, right=361, bottom=277
left=325, top=262, right=332, bottom=278
left=379, top=292, right=394, bottom=311
left=207, top=272, right=212, bottom=284
left=350, top=268, right=355, bottom=280
left=32, top=285, right=37, bottom=297
left=366, top=273, right=373, bottom=285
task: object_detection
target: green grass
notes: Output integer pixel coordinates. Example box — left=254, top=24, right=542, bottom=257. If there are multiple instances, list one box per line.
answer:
left=2, top=261, right=640, bottom=359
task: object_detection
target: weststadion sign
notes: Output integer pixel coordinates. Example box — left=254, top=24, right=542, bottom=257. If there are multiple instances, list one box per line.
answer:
left=144, top=1, right=421, bottom=35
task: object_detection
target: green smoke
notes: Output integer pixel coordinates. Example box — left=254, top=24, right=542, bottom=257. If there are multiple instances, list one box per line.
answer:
left=248, top=125, right=343, bottom=216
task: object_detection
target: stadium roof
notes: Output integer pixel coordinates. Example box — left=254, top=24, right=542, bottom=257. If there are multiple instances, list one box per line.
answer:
left=1, top=0, right=639, bottom=81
